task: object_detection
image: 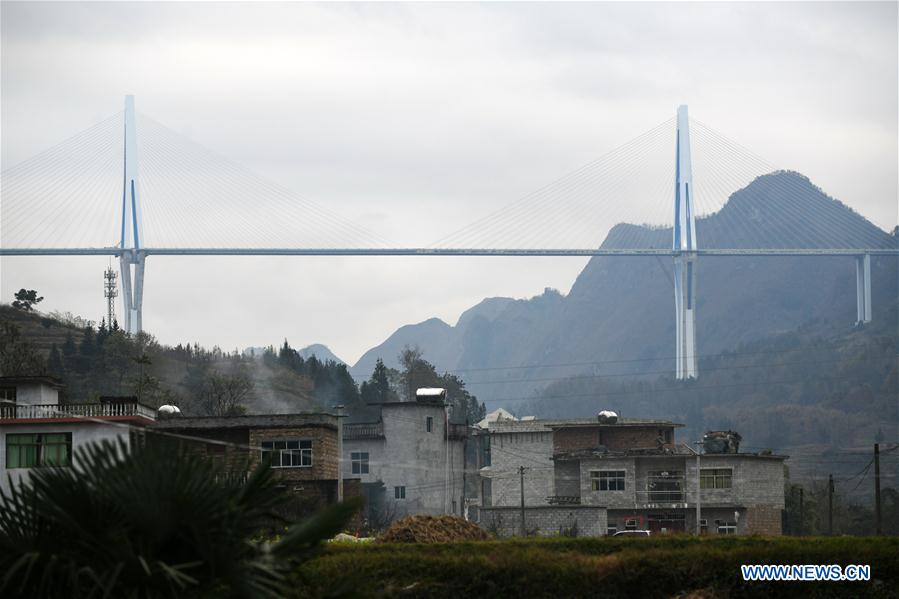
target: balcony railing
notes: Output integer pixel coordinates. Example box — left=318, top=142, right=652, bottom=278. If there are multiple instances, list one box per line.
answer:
left=343, top=422, right=384, bottom=440
left=0, top=402, right=157, bottom=421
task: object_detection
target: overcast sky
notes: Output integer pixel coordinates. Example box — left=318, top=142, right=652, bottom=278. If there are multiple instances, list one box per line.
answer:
left=2, top=2, right=897, bottom=365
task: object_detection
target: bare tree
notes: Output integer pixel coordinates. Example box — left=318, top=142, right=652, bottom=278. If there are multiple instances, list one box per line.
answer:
left=200, top=372, right=253, bottom=416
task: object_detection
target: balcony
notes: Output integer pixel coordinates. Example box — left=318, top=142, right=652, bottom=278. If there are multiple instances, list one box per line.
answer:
left=0, top=401, right=157, bottom=421
left=343, top=422, right=384, bottom=440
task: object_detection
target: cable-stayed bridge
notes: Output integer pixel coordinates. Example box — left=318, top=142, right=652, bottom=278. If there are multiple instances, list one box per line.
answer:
left=2, top=96, right=896, bottom=379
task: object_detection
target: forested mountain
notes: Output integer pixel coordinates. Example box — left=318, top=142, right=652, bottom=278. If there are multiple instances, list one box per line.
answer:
left=0, top=306, right=483, bottom=427
left=349, top=172, right=898, bottom=409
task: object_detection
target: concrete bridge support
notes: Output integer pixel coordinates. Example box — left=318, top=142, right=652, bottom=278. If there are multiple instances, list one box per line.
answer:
left=856, top=253, right=871, bottom=323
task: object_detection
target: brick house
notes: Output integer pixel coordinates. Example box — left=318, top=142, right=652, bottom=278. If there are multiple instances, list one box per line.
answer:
left=153, top=413, right=358, bottom=520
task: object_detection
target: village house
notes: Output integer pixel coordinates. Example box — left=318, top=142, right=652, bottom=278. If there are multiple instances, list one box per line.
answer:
left=341, top=388, right=468, bottom=527
left=153, top=412, right=356, bottom=520
left=476, top=412, right=787, bottom=537
left=476, top=409, right=555, bottom=509
left=0, top=376, right=156, bottom=495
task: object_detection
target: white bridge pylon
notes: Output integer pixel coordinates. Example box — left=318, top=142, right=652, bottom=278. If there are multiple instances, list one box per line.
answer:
left=673, top=105, right=698, bottom=380
left=96, top=97, right=879, bottom=378
left=120, top=95, right=145, bottom=335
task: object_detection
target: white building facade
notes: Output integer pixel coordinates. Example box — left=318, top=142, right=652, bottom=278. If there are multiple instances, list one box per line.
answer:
left=0, top=376, right=156, bottom=495
left=342, top=396, right=467, bottom=527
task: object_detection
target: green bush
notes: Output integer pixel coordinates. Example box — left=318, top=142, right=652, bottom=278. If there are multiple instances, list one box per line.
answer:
left=292, top=536, right=899, bottom=598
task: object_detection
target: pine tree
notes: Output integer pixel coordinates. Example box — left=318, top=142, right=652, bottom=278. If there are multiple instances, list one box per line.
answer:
left=48, top=344, right=64, bottom=377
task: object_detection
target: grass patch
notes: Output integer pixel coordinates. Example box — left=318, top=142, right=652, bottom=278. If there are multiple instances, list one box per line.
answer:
left=291, top=536, right=899, bottom=598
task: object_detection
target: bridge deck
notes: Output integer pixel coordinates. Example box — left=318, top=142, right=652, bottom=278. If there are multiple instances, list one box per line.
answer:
left=1, top=248, right=897, bottom=257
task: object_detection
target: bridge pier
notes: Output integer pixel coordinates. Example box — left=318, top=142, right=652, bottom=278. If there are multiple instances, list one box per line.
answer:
left=674, top=254, right=698, bottom=379
left=120, top=251, right=146, bottom=335
left=856, top=253, right=871, bottom=324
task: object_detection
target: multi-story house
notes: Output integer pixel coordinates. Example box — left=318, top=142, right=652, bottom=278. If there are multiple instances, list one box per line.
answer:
left=551, top=418, right=786, bottom=535
left=0, top=376, right=156, bottom=495
left=476, top=414, right=555, bottom=509
left=153, top=412, right=352, bottom=520
left=341, top=388, right=468, bottom=527
left=477, top=413, right=788, bottom=537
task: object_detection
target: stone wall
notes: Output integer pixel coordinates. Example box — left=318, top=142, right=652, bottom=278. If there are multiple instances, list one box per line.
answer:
left=478, top=505, right=607, bottom=538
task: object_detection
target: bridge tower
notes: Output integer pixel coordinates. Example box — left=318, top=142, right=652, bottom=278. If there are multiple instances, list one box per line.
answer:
left=119, top=95, right=146, bottom=335
left=673, top=105, right=698, bottom=379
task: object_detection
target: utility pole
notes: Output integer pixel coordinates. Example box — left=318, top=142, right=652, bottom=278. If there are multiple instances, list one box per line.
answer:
left=798, top=487, right=804, bottom=536
left=874, top=443, right=882, bottom=535
left=695, top=443, right=702, bottom=535
left=519, top=466, right=527, bottom=536
left=336, top=405, right=344, bottom=503
left=828, top=474, right=834, bottom=536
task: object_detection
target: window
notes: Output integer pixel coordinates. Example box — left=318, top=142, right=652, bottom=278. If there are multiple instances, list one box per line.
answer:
left=481, top=478, right=492, bottom=506
left=717, top=520, right=737, bottom=535
left=426, top=416, right=433, bottom=433
left=699, top=519, right=708, bottom=534
left=0, top=386, right=16, bottom=404
left=351, top=451, right=369, bottom=474
left=590, top=470, right=626, bottom=491
left=700, top=468, right=733, bottom=490
left=6, top=433, right=71, bottom=468
left=394, top=485, right=406, bottom=499
left=261, top=440, right=312, bottom=468
left=624, top=518, right=638, bottom=530
left=607, top=525, right=618, bottom=536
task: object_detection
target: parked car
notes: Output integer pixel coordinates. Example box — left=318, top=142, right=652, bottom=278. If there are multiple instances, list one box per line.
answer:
left=613, top=530, right=651, bottom=537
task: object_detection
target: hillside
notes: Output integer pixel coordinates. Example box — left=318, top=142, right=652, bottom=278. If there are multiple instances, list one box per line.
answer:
left=349, top=171, right=898, bottom=407
left=0, top=305, right=323, bottom=414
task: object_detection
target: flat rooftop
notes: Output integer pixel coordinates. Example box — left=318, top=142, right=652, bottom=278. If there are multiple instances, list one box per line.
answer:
left=152, top=413, right=336, bottom=430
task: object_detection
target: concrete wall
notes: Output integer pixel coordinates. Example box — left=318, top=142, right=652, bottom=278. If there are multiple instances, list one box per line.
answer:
left=482, top=429, right=553, bottom=506
left=573, top=454, right=785, bottom=535
left=684, top=455, right=785, bottom=508
left=579, top=456, right=637, bottom=508
left=478, top=505, right=607, bottom=538
left=342, top=402, right=465, bottom=523
left=553, top=460, right=580, bottom=498
left=0, top=422, right=129, bottom=494
left=10, top=382, right=59, bottom=406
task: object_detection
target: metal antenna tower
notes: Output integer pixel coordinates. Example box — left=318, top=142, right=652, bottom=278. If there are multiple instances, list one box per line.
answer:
left=104, top=264, right=118, bottom=328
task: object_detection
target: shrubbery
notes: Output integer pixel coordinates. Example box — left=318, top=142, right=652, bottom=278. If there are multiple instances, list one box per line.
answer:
left=292, top=536, right=899, bottom=598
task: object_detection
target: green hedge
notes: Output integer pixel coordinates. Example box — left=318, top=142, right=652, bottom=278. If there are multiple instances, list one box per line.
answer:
left=291, top=536, right=899, bottom=598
